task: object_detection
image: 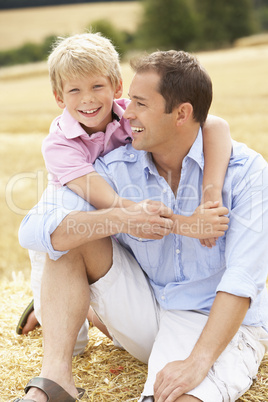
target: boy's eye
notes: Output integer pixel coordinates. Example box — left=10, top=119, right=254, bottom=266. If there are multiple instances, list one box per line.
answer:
left=93, top=84, right=103, bottom=89
left=69, top=88, right=79, bottom=93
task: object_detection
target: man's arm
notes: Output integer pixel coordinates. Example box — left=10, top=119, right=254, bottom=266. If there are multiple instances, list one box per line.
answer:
left=154, top=291, right=250, bottom=402
left=51, top=200, right=174, bottom=251
left=19, top=183, right=173, bottom=260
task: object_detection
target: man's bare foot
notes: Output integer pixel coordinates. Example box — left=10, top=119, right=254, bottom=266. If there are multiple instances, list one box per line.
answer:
left=22, top=310, right=39, bottom=335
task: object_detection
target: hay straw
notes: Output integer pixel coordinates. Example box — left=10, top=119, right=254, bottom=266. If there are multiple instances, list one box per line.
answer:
left=1, top=277, right=267, bottom=401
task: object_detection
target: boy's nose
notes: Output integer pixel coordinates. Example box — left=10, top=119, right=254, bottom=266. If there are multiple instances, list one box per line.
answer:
left=81, top=93, right=94, bottom=103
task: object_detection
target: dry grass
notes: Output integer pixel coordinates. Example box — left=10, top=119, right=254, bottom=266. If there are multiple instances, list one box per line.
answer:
left=1, top=279, right=268, bottom=401
left=0, top=277, right=148, bottom=402
left=0, top=21, right=268, bottom=400
left=0, top=2, right=141, bottom=51
left=234, top=33, right=268, bottom=48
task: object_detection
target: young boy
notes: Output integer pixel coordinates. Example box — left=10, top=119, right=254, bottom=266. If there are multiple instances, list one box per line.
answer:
left=17, top=32, right=231, bottom=335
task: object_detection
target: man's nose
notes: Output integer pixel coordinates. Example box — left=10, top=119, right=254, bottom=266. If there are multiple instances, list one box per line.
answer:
left=123, top=102, right=135, bottom=120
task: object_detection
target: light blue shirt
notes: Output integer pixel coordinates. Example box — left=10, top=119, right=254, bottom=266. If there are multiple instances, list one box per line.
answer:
left=19, top=129, right=268, bottom=330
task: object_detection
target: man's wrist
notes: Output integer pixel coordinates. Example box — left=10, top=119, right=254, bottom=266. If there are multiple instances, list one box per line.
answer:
left=187, top=348, right=214, bottom=377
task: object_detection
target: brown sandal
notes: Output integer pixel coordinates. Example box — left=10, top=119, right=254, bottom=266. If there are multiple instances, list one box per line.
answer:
left=13, top=377, right=85, bottom=401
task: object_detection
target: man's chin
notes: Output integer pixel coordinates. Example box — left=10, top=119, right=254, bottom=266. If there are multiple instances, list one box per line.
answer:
left=131, top=138, right=143, bottom=150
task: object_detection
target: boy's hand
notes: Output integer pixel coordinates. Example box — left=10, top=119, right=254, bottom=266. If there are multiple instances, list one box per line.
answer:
left=191, top=201, right=229, bottom=241
left=200, top=187, right=224, bottom=247
left=199, top=199, right=219, bottom=247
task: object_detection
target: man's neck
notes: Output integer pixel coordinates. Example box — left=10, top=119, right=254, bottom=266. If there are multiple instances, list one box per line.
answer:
left=151, top=124, right=200, bottom=195
left=153, top=158, right=181, bottom=195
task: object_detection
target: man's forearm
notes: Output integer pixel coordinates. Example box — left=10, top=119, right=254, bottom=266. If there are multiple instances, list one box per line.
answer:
left=153, top=291, right=250, bottom=400
left=188, top=291, right=250, bottom=370
left=51, top=208, right=124, bottom=251
left=51, top=200, right=174, bottom=252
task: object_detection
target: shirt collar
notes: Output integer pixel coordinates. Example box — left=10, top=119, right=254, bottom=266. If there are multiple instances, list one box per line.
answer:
left=60, top=108, right=87, bottom=139
left=140, top=127, right=204, bottom=177
left=111, top=99, right=126, bottom=121
left=184, top=127, right=204, bottom=170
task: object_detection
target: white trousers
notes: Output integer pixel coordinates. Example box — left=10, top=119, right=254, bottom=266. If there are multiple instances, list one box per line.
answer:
left=29, top=239, right=268, bottom=401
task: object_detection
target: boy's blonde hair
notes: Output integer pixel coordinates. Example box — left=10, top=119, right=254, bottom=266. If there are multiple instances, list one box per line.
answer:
left=48, top=32, right=122, bottom=98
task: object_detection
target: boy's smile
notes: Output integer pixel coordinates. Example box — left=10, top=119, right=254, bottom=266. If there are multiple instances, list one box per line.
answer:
left=55, top=75, right=123, bottom=135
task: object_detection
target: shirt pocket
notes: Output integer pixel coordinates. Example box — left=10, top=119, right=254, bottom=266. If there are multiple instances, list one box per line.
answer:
left=124, top=234, right=165, bottom=270
left=181, top=236, right=226, bottom=281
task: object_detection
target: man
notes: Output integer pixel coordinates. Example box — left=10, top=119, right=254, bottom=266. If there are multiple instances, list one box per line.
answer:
left=17, top=50, right=268, bottom=402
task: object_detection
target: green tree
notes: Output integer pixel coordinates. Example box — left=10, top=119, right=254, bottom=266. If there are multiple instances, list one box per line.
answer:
left=196, top=0, right=256, bottom=47
left=0, top=35, right=56, bottom=67
left=136, top=0, right=198, bottom=51
left=89, top=19, right=132, bottom=58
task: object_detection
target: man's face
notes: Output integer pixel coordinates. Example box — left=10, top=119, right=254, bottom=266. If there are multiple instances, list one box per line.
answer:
left=124, top=71, right=178, bottom=155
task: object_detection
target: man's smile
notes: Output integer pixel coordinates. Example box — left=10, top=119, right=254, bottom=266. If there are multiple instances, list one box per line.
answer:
left=131, top=126, right=144, bottom=133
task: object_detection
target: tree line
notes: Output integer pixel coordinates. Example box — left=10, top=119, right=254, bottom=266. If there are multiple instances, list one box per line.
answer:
left=0, top=0, right=133, bottom=10
left=1, top=0, right=268, bottom=67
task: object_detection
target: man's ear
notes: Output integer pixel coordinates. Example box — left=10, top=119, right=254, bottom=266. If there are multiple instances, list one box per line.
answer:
left=54, top=92, right=65, bottom=109
left=114, top=79, right=123, bottom=99
left=176, top=103, right=193, bottom=126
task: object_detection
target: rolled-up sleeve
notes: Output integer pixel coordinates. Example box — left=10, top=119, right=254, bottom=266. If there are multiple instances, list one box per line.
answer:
left=18, top=185, right=94, bottom=260
left=18, top=156, right=117, bottom=261
left=217, top=155, right=268, bottom=303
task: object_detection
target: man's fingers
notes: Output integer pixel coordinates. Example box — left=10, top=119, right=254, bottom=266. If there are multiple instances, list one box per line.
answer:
left=142, top=200, right=173, bottom=217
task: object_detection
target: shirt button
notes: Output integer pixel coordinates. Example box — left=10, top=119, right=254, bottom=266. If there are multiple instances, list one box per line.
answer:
left=161, top=296, right=165, bottom=300
left=129, top=154, right=135, bottom=158
left=162, top=189, right=167, bottom=193
left=238, top=342, right=243, bottom=351
left=138, top=238, right=143, bottom=242
left=176, top=249, right=180, bottom=254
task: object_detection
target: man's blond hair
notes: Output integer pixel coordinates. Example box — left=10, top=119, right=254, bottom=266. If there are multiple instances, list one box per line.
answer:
left=48, top=32, right=122, bottom=98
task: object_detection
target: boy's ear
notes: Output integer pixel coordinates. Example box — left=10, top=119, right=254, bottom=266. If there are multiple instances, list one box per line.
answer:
left=175, top=103, right=193, bottom=126
left=54, top=92, right=65, bottom=109
left=114, top=80, right=123, bottom=99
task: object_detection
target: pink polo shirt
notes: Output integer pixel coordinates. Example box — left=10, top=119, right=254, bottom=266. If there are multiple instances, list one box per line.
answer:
left=42, top=99, right=132, bottom=186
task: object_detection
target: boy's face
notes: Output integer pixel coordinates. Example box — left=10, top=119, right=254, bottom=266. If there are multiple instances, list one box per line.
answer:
left=55, top=75, right=123, bottom=135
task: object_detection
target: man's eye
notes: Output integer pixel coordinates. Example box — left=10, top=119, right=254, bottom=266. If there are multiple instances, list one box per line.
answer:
left=137, top=102, right=145, bottom=107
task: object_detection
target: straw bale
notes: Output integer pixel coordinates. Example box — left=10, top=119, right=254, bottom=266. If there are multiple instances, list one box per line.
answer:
left=1, top=277, right=267, bottom=401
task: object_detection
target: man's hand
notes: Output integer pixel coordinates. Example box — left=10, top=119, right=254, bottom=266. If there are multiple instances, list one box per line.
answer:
left=154, top=358, right=209, bottom=402
left=121, top=200, right=174, bottom=239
